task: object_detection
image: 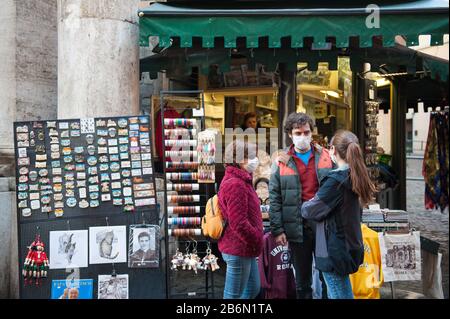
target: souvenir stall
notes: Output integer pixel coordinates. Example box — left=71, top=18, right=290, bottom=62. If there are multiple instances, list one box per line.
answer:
left=14, top=116, right=165, bottom=299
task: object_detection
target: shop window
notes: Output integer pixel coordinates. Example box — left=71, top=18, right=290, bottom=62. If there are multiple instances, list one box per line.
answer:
left=296, top=57, right=352, bottom=146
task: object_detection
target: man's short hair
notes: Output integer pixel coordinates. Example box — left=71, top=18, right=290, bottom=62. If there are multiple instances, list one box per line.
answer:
left=138, top=232, right=150, bottom=240
left=283, top=112, right=315, bottom=134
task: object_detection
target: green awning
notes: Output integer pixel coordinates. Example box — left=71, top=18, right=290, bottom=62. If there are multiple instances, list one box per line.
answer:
left=139, top=1, right=448, bottom=49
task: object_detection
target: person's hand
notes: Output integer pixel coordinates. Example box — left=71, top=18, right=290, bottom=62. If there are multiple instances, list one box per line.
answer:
left=62, top=288, right=69, bottom=299
left=272, top=150, right=290, bottom=165
left=275, top=233, right=287, bottom=246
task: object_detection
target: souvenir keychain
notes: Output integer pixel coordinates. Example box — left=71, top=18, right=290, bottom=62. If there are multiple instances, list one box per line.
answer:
left=22, top=233, right=49, bottom=286
left=202, top=243, right=220, bottom=272
left=170, top=248, right=184, bottom=270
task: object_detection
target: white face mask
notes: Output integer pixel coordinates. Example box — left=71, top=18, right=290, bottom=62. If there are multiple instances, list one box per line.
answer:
left=245, top=157, right=259, bottom=173
left=292, top=135, right=312, bottom=151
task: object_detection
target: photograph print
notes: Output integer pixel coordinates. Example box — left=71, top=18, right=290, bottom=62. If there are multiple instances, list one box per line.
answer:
left=51, top=279, right=93, bottom=299
left=49, top=230, right=88, bottom=269
left=89, top=226, right=127, bottom=264
left=98, top=274, right=129, bottom=299
left=128, top=225, right=160, bottom=268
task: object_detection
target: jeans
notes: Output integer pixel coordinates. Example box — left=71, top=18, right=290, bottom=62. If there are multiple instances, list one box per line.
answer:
left=312, top=260, right=328, bottom=299
left=322, top=272, right=354, bottom=299
left=222, top=253, right=261, bottom=299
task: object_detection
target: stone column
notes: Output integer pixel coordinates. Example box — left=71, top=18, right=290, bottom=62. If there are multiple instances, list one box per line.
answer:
left=57, top=0, right=140, bottom=118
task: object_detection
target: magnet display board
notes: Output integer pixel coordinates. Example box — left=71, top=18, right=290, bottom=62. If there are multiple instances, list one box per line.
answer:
left=14, top=116, right=166, bottom=299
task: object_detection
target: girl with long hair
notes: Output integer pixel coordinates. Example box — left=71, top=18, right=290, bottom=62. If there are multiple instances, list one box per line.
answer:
left=301, top=130, right=377, bottom=299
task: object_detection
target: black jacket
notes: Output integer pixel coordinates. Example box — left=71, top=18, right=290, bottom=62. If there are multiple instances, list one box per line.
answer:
left=301, top=167, right=364, bottom=275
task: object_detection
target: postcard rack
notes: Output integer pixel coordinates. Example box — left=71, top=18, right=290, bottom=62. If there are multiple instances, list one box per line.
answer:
left=160, top=90, right=217, bottom=299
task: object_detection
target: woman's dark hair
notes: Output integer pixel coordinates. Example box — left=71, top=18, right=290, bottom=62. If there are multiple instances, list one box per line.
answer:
left=241, top=112, right=258, bottom=130
left=330, top=130, right=377, bottom=206
left=284, top=112, right=315, bottom=134
left=223, top=139, right=257, bottom=168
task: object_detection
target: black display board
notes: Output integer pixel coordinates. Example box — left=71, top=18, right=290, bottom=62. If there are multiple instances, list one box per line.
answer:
left=14, top=116, right=166, bottom=299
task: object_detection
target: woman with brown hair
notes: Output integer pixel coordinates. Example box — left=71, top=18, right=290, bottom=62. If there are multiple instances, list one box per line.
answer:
left=218, top=139, right=264, bottom=299
left=301, top=130, right=377, bottom=299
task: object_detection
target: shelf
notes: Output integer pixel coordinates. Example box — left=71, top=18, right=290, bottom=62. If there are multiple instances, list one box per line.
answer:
left=256, top=104, right=278, bottom=111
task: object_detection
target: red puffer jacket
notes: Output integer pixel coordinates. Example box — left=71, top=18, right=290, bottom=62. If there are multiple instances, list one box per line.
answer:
left=218, top=166, right=264, bottom=257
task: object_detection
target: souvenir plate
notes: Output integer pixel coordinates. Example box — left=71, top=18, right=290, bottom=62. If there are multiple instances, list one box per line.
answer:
left=41, top=196, right=51, bottom=204
left=118, top=118, right=128, bottom=128
left=131, top=169, right=142, bottom=176
left=132, top=161, right=142, bottom=169
left=88, top=176, right=99, bottom=184
left=41, top=205, right=52, bottom=213
left=18, top=141, right=30, bottom=147
left=113, top=198, right=123, bottom=206
left=90, top=200, right=100, bottom=207
left=65, top=181, right=75, bottom=189
left=98, top=137, right=107, bottom=146
left=129, top=131, right=139, bottom=137
left=110, top=154, right=119, bottom=162
left=112, top=190, right=122, bottom=197
left=61, top=130, right=70, bottom=138
left=107, top=119, right=117, bottom=127
left=89, top=192, right=99, bottom=200
left=108, top=139, right=118, bottom=146
left=22, top=208, right=32, bottom=217
left=79, top=199, right=89, bottom=208
left=29, top=184, right=39, bottom=192
left=131, top=154, right=141, bottom=161
left=39, top=169, right=48, bottom=177
left=108, top=127, right=117, bottom=137
left=76, top=164, right=85, bottom=172
left=61, top=139, right=71, bottom=147
left=119, top=145, right=129, bottom=153
left=87, top=145, right=96, bottom=155
left=129, top=117, right=139, bottom=124
left=63, top=155, right=73, bottom=163
left=130, top=147, right=140, bottom=154
left=99, top=155, right=108, bottom=163
left=121, top=169, right=131, bottom=177
left=119, top=137, right=128, bottom=144
left=120, top=152, right=129, bottom=160
left=80, top=118, right=95, bottom=134
left=87, top=156, right=97, bottom=166
left=122, top=179, right=132, bottom=186
left=100, top=173, right=110, bottom=181
left=53, top=168, right=62, bottom=175
left=135, top=198, right=155, bottom=206
left=65, top=173, right=75, bottom=181
left=121, top=161, right=131, bottom=168
left=140, top=132, right=150, bottom=139
left=99, top=163, right=109, bottom=171
left=101, top=194, right=111, bottom=201
left=89, top=185, right=99, bottom=192
left=129, top=124, right=139, bottom=131
left=74, top=146, right=84, bottom=154
left=70, top=122, right=80, bottom=130
left=77, top=180, right=86, bottom=188
left=50, top=144, right=59, bottom=153
left=64, top=164, right=75, bottom=171
left=62, top=147, right=72, bottom=155
left=110, top=162, right=120, bottom=172
left=66, top=198, right=77, bottom=207
left=98, top=147, right=108, bottom=154
left=29, top=171, right=38, bottom=181
left=85, top=134, right=94, bottom=144
left=47, top=121, right=56, bottom=128
left=118, top=129, right=128, bottom=136
left=19, top=167, right=29, bottom=175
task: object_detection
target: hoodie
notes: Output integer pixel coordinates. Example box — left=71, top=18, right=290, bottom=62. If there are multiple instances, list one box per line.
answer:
left=301, top=166, right=364, bottom=275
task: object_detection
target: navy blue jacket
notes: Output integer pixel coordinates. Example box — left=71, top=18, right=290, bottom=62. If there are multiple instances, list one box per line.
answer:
left=301, top=167, right=364, bottom=276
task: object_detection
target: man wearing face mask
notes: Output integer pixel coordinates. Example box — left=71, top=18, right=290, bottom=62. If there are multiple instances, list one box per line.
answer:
left=269, top=112, right=334, bottom=299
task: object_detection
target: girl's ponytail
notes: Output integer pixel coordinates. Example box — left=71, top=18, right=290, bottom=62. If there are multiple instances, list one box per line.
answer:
left=346, top=142, right=377, bottom=206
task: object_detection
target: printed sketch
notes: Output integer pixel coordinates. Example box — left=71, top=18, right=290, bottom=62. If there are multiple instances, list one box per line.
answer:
left=98, top=275, right=129, bottom=299
left=49, top=230, right=88, bottom=269
left=89, top=226, right=127, bottom=264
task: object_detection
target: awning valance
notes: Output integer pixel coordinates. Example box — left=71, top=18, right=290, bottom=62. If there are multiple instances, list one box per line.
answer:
left=139, top=1, right=449, bottom=49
